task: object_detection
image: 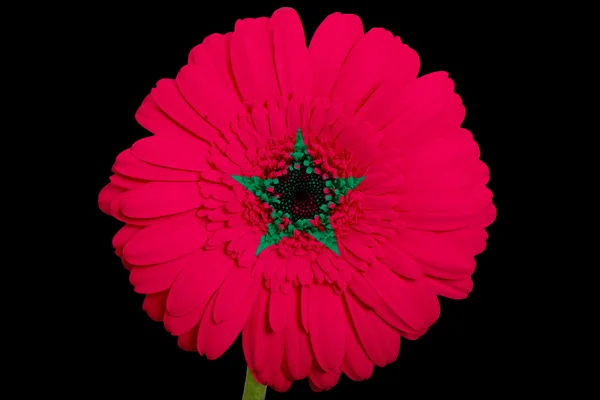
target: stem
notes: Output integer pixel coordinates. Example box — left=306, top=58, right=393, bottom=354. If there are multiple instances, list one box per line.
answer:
left=242, top=366, right=267, bottom=400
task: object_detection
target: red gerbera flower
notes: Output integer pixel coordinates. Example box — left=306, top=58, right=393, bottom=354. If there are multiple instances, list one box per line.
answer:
left=98, top=7, right=495, bottom=393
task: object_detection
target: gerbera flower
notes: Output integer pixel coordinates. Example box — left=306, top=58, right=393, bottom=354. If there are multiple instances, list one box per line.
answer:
left=98, top=7, right=495, bottom=393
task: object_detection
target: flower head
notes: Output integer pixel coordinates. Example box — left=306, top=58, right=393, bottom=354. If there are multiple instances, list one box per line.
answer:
left=99, top=7, right=495, bottom=392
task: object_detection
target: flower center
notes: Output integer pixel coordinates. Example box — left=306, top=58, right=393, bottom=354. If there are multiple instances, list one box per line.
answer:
left=232, top=128, right=365, bottom=256
left=272, top=168, right=327, bottom=222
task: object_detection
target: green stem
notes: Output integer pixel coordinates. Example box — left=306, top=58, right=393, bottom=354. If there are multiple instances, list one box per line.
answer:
left=242, top=366, right=267, bottom=400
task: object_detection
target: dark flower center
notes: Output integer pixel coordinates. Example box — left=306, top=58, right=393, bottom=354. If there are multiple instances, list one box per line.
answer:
left=272, top=168, right=327, bottom=222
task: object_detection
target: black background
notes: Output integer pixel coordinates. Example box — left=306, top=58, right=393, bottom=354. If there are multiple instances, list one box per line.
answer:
left=84, top=1, right=517, bottom=398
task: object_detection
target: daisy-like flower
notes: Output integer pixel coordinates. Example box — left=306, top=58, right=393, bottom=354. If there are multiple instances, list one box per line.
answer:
left=98, top=7, right=495, bottom=393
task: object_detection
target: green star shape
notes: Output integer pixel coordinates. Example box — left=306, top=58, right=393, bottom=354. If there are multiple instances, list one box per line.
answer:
left=232, top=128, right=364, bottom=256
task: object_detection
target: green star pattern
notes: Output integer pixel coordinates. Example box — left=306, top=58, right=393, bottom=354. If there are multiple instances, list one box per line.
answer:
left=232, top=129, right=364, bottom=256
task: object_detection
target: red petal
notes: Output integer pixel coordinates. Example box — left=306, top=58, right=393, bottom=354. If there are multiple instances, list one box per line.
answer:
left=142, top=291, right=168, bottom=321
left=242, top=285, right=287, bottom=387
left=122, top=211, right=207, bottom=265
left=177, top=325, right=199, bottom=352
left=112, top=149, right=199, bottom=181
left=120, top=182, right=203, bottom=219
left=213, top=267, right=255, bottom=323
left=364, top=262, right=440, bottom=332
left=269, top=8, right=311, bottom=100
left=342, top=320, right=374, bottom=381
left=309, top=13, right=363, bottom=98
left=230, top=17, right=280, bottom=103
left=344, top=293, right=400, bottom=366
left=268, top=289, right=293, bottom=332
left=164, top=306, right=206, bottom=336
left=131, top=135, right=210, bottom=172
left=151, top=78, right=221, bottom=141
left=308, top=284, right=345, bottom=372
left=308, top=363, right=342, bottom=391
left=330, top=28, right=395, bottom=109
left=166, top=247, right=234, bottom=316
left=282, top=287, right=312, bottom=380
left=197, top=279, right=259, bottom=359
left=129, top=248, right=204, bottom=294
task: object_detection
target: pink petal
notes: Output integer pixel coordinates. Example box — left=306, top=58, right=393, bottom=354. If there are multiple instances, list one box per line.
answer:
left=213, top=267, right=255, bottom=323
left=342, top=321, right=374, bottom=381
left=308, top=283, right=345, bottom=372
left=296, top=256, right=314, bottom=285
left=151, top=79, right=221, bottom=141
left=112, top=225, right=142, bottom=257
left=344, top=292, right=399, bottom=367
left=188, top=33, right=242, bottom=100
left=364, top=262, right=440, bottom=332
left=239, top=249, right=258, bottom=270
left=269, top=289, right=294, bottom=332
left=112, top=207, right=193, bottom=227
left=380, top=72, right=462, bottom=150
left=346, top=273, right=379, bottom=307
left=109, top=173, right=145, bottom=189
left=269, top=8, right=311, bottom=100
left=263, top=368, right=293, bottom=393
left=307, top=97, right=327, bottom=134
left=425, top=275, right=474, bottom=299
left=266, top=99, right=287, bottom=139
left=449, top=225, right=491, bottom=255
left=340, top=233, right=375, bottom=264
left=301, top=285, right=309, bottom=332
left=251, top=247, right=272, bottom=278
left=242, top=285, right=286, bottom=387
left=228, top=230, right=261, bottom=255
left=397, top=229, right=478, bottom=279
left=342, top=250, right=368, bottom=271
left=166, top=247, right=234, bottom=316
left=396, top=187, right=493, bottom=231
left=330, top=28, right=395, bottom=109
left=123, top=210, right=207, bottom=266
left=98, top=183, right=124, bottom=215
left=164, top=305, right=206, bottom=336
left=355, top=36, right=420, bottom=129
left=201, top=170, right=224, bottom=183
left=398, top=203, right=492, bottom=232
left=177, top=325, right=199, bottom=352
left=377, top=246, right=422, bottom=280
left=249, top=104, right=271, bottom=142
left=282, top=287, right=312, bottom=380
left=183, top=33, right=243, bottom=131
left=129, top=248, right=203, bottom=294
left=230, top=17, right=280, bottom=103
left=134, top=93, right=196, bottom=139
left=197, top=278, right=259, bottom=359
left=309, top=13, right=364, bottom=98
left=334, top=121, right=382, bottom=169
left=131, top=135, right=210, bottom=172
left=120, top=182, right=203, bottom=219
left=286, top=89, right=303, bottom=134
left=308, top=363, right=342, bottom=391
left=176, top=62, right=242, bottom=135
left=199, top=182, right=235, bottom=202
left=208, top=226, right=251, bottom=247
left=314, top=252, right=335, bottom=272
left=398, top=129, right=481, bottom=172
left=209, top=151, right=242, bottom=175
left=402, top=161, right=490, bottom=194
left=362, top=193, right=400, bottom=210
left=112, top=149, right=200, bottom=181
left=142, top=291, right=168, bottom=321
